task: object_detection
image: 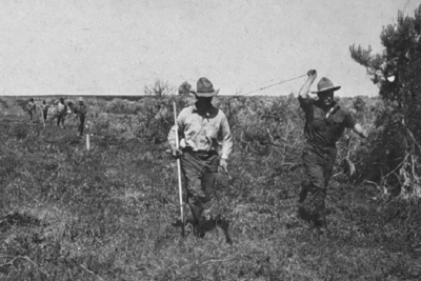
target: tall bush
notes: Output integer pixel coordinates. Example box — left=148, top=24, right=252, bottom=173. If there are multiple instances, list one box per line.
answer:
left=350, top=6, right=421, bottom=198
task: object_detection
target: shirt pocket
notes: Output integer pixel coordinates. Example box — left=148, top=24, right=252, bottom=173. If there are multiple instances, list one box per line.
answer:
left=312, top=109, right=325, bottom=121
left=329, top=111, right=345, bottom=125
left=204, top=126, right=217, bottom=139
left=327, top=112, right=346, bottom=137
left=183, top=117, right=198, bottom=132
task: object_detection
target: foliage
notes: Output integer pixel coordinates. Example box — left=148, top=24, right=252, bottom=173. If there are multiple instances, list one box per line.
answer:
left=144, top=80, right=175, bottom=98
left=104, top=98, right=143, bottom=115
left=178, top=81, right=192, bottom=95
left=350, top=5, right=421, bottom=198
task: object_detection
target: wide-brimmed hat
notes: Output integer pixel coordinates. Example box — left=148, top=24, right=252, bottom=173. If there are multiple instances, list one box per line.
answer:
left=191, top=77, right=219, bottom=97
left=78, top=97, right=84, bottom=102
left=311, top=77, right=341, bottom=94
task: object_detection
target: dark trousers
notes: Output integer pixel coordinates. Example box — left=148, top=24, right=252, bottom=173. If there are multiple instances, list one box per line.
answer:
left=43, top=110, right=48, bottom=121
left=57, top=114, right=65, bottom=127
left=302, top=142, right=337, bottom=223
left=79, top=114, right=86, bottom=136
left=180, top=150, right=220, bottom=225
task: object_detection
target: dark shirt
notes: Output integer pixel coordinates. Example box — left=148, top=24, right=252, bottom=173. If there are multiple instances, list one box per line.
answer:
left=41, top=104, right=49, bottom=113
left=298, top=96, right=356, bottom=146
left=76, top=104, right=88, bottom=115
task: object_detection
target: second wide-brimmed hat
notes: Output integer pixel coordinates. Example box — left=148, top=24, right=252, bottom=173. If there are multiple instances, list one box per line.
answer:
left=311, top=77, right=341, bottom=94
left=191, top=77, right=220, bottom=97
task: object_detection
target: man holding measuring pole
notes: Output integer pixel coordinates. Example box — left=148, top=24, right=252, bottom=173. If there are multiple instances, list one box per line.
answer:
left=168, top=77, right=233, bottom=242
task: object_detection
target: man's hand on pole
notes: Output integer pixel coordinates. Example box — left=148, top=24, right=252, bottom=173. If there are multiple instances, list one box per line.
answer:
left=171, top=147, right=183, bottom=158
left=219, top=158, right=228, bottom=173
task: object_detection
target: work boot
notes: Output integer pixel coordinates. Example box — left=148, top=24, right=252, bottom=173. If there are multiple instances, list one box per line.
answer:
left=216, top=216, right=233, bottom=244
left=316, top=219, right=328, bottom=237
left=298, top=180, right=311, bottom=203
left=195, top=221, right=206, bottom=238
left=315, top=214, right=327, bottom=229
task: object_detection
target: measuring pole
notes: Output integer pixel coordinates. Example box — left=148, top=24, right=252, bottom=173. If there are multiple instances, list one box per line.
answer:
left=39, top=105, right=45, bottom=127
left=173, top=102, right=185, bottom=237
left=86, top=133, right=91, bottom=151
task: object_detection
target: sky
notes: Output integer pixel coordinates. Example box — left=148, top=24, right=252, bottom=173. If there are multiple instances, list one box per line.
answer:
left=0, top=0, right=420, bottom=97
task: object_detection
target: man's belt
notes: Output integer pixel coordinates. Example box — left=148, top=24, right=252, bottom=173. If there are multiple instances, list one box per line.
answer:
left=306, top=140, right=336, bottom=148
left=183, top=147, right=218, bottom=156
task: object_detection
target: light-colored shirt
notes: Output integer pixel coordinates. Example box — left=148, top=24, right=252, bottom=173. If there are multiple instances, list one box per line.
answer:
left=168, top=104, right=233, bottom=160
left=27, top=102, right=36, bottom=112
left=57, top=103, right=66, bottom=114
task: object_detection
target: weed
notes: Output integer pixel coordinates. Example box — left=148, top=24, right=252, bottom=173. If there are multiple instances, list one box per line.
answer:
left=0, top=96, right=419, bottom=280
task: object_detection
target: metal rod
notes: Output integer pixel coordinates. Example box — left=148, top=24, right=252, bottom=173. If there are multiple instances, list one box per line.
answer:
left=173, top=101, right=185, bottom=237
left=241, top=74, right=306, bottom=96
left=39, top=105, right=45, bottom=127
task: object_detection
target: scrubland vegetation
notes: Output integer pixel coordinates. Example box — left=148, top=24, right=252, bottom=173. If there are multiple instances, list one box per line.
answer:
left=1, top=6, right=421, bottom=280
left=0, top=93, right=420, bottom=281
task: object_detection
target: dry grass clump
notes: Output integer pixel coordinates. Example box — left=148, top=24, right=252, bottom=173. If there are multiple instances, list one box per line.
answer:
left=104, top=98, right=143, bottom=115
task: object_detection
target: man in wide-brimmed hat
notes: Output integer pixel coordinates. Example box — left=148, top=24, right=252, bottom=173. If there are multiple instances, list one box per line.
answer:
left=26, top=98, right=36, bottom=121
left=297, top=69, right=367, bottom=232
left=168, top=77, right=233, bottom=243
left=74, top=97, right=88, bottom=137
left=56, top=98, right=67, bottom=129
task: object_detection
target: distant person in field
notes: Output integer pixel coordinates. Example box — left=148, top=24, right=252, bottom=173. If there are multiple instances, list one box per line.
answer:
left=56, top=98, right=67, bottom=128
left=168, top=77, right=233, bottom=243
left=297, top=69, right=367, bottom=231
left=40, top=100, right=49, bottom=122
left=74, top=97, right=88, bottom=137
left=26, top=98, right=36, bottom=121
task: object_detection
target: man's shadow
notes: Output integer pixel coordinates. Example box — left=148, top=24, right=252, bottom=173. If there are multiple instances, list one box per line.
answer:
left=173, top=216, right=233, bottom=244
left=197, top=216, right=233, bottom=244
left=297, top=205, right=324, bottom=227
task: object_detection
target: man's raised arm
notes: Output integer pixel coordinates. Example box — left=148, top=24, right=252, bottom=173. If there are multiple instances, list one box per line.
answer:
left=298, top=69, right=317, bottom=99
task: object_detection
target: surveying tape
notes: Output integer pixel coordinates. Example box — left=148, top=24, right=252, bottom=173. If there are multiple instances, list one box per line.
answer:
left=241, top=74, right=307, bottom=96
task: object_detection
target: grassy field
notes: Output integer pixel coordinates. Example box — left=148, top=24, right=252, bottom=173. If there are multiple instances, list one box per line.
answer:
left=0, top=96, right=420, bottom=280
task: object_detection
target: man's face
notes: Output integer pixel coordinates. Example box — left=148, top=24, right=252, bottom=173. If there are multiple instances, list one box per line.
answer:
left=196, top=96, right=213, bottom=106
left=318, top=90, right=334, bottom=106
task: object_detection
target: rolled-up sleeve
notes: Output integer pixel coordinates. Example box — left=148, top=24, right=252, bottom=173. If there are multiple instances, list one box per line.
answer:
left=298, top=96, right=313, bottom=111
left=219, top=113, right=233, bottom=160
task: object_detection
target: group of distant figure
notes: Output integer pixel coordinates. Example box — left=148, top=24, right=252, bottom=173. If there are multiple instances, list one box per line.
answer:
left=26, top=97, right=88, bottom=137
